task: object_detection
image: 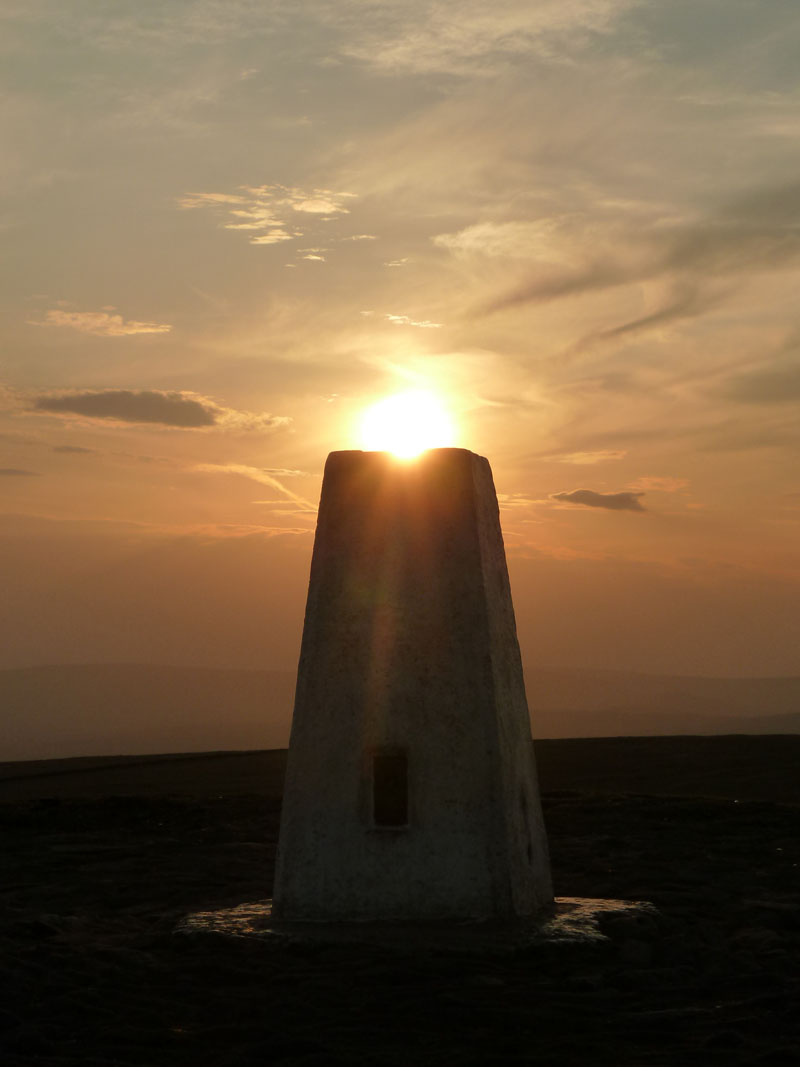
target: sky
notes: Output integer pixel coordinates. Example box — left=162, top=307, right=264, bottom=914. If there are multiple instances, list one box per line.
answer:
left=1, top=0, right=799, bottom=677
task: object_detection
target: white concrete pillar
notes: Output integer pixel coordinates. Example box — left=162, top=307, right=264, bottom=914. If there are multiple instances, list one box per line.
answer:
left=273, top=448, right=552, bottom=922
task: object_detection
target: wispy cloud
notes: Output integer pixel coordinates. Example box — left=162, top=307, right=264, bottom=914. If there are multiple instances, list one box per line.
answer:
left=720, top=355, right=800, bottom=404
left=31, top=309, right=172, bottom=336
left=434, top=219, right=571, bottom=260
left=551, top=488, right=646, bottom=511
left=553, top=450, right=627, bottom=464
left=298, top=247, right=329, bottom=262
left=250, top=229, right=296, bottom=245
left=386, top=313, right=441, bottom=328
left=581, top=281, right=730, bottom=346
left=477, top=180, right=800, bottom=340
left=0, top=467, right=39, bottom=477
left=630, top=476, right=688, bottom=492
left=52, top=444, right=95, bottom=454
left=257, top=467, right=306, bottom=478
left=31, top=390, right=288, bottom=432
left=179, top=184, right=356, bottom=247
left=195, top=463, right=316, bottom=512
left=497, top=492, right=542, bottom=510
left=339, top=0, right=639, bottom=75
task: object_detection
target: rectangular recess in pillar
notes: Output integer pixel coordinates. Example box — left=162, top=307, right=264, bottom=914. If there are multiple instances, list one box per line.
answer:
left=372, top=750, right=408, bottom=829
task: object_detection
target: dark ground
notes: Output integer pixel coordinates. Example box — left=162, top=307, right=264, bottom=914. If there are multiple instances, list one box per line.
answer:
left=1, top=738, right=798, bottom=1066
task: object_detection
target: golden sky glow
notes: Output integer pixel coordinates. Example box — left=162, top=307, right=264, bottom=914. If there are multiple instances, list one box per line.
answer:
left=0, top=1, right=799, bottom=678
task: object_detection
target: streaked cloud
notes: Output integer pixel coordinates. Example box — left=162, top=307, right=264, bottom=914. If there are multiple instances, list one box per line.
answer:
left=553, top=450, right=627, bottom=465
left=721, top=358, right=800, bottom=405
left=52, top=445, right=95, bottom=454
left=0, top=467, right=39, bottom=477
left=32, top=309, right=172, bottom=337
left=477, top=181, right=800, bottom=340
left=195, top=463, right=316, bottom=512
left=497, top=492, right=542, bottom=510
left=31, top=390, right=287, bottom=432
left=551, top=488, right=646, bottom=511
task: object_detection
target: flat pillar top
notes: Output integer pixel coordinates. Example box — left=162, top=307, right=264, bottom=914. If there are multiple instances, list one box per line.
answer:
left=322, top=447, right=489, bottom=480
left=325, top=446, right=485, bottom=464
left=315, top=447, right=494, bottom=534
left=328, top=448, right=481, bottom=457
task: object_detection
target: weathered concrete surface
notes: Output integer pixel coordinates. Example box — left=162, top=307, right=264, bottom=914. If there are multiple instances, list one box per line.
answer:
left=273, top=448, right=552, bottom=922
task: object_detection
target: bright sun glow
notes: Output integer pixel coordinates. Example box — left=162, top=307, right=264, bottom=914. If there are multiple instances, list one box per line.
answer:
left=360, top=390, right=455, bottom=458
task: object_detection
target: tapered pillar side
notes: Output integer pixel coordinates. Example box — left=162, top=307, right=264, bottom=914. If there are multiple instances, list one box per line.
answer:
left=273, top=448, right=552, bottom=921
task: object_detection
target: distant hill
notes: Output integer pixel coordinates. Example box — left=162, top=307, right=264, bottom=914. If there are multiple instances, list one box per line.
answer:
left=2, top=663, right=799, bottom=761
left=527, top=668, right=800, bottom=738
left=1, top=664, right=295, bottom=762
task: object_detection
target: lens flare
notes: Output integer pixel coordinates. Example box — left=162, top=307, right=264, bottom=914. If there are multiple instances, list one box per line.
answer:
left=360, top=390, right=455, bottom=458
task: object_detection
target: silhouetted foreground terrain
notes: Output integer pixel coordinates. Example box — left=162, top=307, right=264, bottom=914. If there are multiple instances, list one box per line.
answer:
left=2, top=738, right=798, bottom=1065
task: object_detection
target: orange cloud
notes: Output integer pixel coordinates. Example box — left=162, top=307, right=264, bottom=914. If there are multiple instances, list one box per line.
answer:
left=31, top=389, right=287, bottom=432
left=551, top=488, right=646, bottom=512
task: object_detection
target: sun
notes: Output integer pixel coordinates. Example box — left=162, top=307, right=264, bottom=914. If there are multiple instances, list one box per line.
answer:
left=359, top=390, right=455, bottom=458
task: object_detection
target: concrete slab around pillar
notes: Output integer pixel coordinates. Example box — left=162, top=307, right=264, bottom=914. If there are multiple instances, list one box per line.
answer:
left=177, top=897, right=661, bottom=956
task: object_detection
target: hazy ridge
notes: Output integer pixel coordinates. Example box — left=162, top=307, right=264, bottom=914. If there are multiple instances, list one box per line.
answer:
left=2, top=663, right=799, bottom=761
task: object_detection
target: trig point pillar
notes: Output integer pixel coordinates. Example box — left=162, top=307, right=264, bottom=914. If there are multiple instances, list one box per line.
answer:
left=273, top=448, right=552, bottom=922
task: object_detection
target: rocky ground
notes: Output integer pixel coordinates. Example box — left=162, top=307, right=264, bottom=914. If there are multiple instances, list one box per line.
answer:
left=1, top=740, right=798, bottom=1065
